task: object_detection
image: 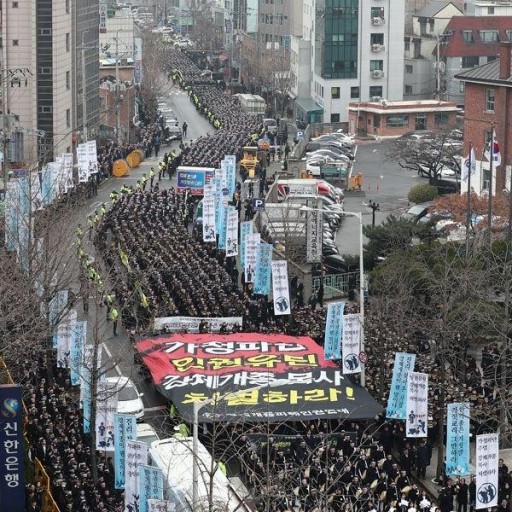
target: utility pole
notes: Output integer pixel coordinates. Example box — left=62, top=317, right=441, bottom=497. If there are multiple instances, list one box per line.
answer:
left=368, top=200, right=380, bottom=227
left=115, top=29, right=123, bottom=145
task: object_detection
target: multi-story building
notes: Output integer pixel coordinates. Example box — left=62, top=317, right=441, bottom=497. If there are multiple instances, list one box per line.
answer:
left=456, top=42, right=512, bottom=195
left=291, top=0, right=405, bottom=125
left=0, top=0, right=99, bottom=165
left=403, top=1, right=462, bottom=101
left=439, top=15, right=512, bottom=106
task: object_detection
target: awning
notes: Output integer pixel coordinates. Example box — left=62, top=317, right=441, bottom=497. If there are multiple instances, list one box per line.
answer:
left=136, top=333, right=383, bottom=423
left=295, top=97, right=323, bottom=114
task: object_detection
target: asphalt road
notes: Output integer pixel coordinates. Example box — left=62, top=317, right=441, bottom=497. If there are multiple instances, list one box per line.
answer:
left=335, top=140, right=423, bottom=256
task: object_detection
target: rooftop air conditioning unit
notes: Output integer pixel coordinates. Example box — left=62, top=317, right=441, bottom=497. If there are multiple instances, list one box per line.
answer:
left=371, top=70, right=384, bottom=78
left=372, top=44, right=385, bottom=52
left=372, top=17, right=383, bottom=25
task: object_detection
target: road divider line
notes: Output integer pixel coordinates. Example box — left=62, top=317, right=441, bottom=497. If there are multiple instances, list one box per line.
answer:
left=102, top=342, right=122, bottom=376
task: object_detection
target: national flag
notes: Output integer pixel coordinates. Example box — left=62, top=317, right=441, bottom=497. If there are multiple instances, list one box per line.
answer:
left=484, top=128, right=501, bottom=167
left=462, top=145, right=476, bottom=181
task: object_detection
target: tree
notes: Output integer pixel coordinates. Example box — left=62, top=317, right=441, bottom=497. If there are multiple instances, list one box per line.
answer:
left=408, top=183, right=438, bottom=204
left=386, top=130, right=462, bottom=183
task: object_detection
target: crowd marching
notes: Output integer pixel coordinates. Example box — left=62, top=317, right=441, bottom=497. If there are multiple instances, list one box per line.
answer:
left=2, top=46, right=507, bottom=512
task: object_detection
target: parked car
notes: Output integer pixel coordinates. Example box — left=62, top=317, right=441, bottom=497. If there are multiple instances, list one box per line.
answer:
left=400, top=202, right=432, bottom=223
left=418, top=165, right=458, bottom=179
left=105, top=376, right=145, bottom=421
left=137, top=423, right=160, bottom=444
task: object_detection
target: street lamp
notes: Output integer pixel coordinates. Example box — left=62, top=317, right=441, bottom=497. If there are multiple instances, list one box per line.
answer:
left=300, top=206, right=366, bottom=386
left=114, top=29, right=124, bottom=144
left=191, top=378, right=289, bottom=512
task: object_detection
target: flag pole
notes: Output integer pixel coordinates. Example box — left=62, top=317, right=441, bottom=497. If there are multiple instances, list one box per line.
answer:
left=488, top=124, right=495, bottom=247
left=465, top=141, right=472, bottom=258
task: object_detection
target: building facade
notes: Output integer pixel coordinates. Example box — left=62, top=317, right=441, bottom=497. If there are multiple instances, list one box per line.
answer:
left=456, top=42, right=512, bottom=195
left=292, top=0, right=405, bottom=125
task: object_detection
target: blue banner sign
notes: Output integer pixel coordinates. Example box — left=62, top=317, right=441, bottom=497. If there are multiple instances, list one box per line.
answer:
left=446, top=402, right=470, bottom=477
left=114, top=414, right=137, bottom=489
left=386, top=352, right=416, bottom=419
left=324, top=301, right=345, bottom=360
left=253, top=243, right=273, bottom=296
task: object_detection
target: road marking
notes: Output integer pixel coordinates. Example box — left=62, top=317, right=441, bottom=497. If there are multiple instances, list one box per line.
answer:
left=145, top=405, right=167, bottom=412
left=102, top=342, right=122, bottom=376
left=87, top=201, right=101, bottom=215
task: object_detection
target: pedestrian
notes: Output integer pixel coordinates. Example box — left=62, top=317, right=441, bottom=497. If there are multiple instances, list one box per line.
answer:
left=141, top=173, right=148, bottom=191
left=149, top=167, right=156, bottom=190
left=110, top=307, right=119, bottom=336
left=284, top=142, right=291, bottom=160
left=182, top=121, right=188, bottom=138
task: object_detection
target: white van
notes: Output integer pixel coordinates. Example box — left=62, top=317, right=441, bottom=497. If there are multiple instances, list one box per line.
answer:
left=149, top=437, right=250, bottom=512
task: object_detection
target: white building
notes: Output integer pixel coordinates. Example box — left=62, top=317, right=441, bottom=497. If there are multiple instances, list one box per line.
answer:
left=290, top=0, right=405, bottom=125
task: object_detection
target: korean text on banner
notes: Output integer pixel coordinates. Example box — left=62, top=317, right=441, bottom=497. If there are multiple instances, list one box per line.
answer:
left=306, top=204, right=323, bottom=263
left=446, top=403, right=470, bottom=477
left=95, top=381, right=118, bottom=450
left=114, top=414, right=137, bottom=489
left=386, top=352, right=416, bottom=419
left=57, top=308, right=78, bottom=369
left=405, top=372, right=428, bottom=438
left=476, top=433, right=499, bottom=509
left=342, top=313, right=361, bottom=374
left=87, top=140, right=99, bottom=174
left=70, top=320, right=87, bottom=386
left=148, top=499, right=175, bottom=512
left=244, top=233, right=261, bottom=283
left=253, top=243, right=273, bottom=296
left=215, top=171, right=224, bottom=231
left=225, top=207, right=239, bottom=257
left=324, top=301, right=345, bottom=360
left=202, top=183, right=216, bottom=243
left=125, top=440, right=148, bottom=512
left=77, top=143, right=89, bottom=183
left=154, top=316, right=243, bottom=333
left=0, top=385, right=25, bottom=512
left=80, top=345, right=94, bottom=433
left=240, top=221, right=254, bottom=268
left=271, top=260, right=291, bottom=315
left=139, top=465, right=164, bottom=512
left=217, top=204, right=228, bottom=250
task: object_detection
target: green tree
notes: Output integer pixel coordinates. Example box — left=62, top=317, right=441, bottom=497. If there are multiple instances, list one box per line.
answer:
left=408, top=183, right=438, bottom=204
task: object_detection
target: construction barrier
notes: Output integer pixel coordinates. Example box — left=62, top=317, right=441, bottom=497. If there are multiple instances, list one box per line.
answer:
left=112, top=159, right=130, bottom=178
left=35, top=458, right=61, bottom=512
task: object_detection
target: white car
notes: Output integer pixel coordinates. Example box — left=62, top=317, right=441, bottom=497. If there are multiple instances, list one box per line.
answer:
left=137, top=423, right=160, bottom=444
left=105, top=376, right=145, bottom=421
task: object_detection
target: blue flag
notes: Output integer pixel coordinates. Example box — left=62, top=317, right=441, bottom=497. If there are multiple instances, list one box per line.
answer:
left=217, top=204, right=229, bottom=250
left=70, top=321, right=87, bottom=386
left=253, top=243, right=273, bottom=295
left=324, top=301, right=345, bottom=360
left=386, top=352, right=416, bottom=419
left=240, top=221, right=254, bottom=268
left=139, top=465, right=164, bottom=512
left=446, top=403, right=470, bottom=477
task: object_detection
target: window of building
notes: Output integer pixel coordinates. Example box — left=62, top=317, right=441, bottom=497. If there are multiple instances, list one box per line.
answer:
left=488, top=6, right=495, bottom=14
left=38, top=106, right=53, bottom=114
left=371, top=7, right=384, bottom=18
left=487, top=55, right=497, bottom=63
left=331, top=113, right=340, bottom=122
left=12, top=39, right=19, bottom=46
left=462, top=56, right=479, bottom=68
left=480, top=30, right=499, bottom=43
left=462, top=30, right=475, bottom=44
left=66, top=109, right=71, bottom=128
left=351, top=87, right=360, bottom=99
left=405, top=85, right=413, bottom=94
left=66, top=0, right=70, bottom=13
left=386, top=115, right=408, bottom=127
left=66, top=71, right=70, bottom=90
left=369, top=86, right=383, bottom=97
left=405, top=64, right=413, bottom=74
left=486, top=88, right=495, bottom=112
left=415, top=114, right=427, bottom=130
left=370, top=60, right=383, bottom=71
left=405, top=40, right=410, bottom=51
left=66, top=33, right=70, bottom=52
left=371, top=33, right=384, bottom=45
left=434, top=112, right=449, bottom=126
left=39, top=66, right=51, bottom=74
left=12, top=1, right=18, bottom=7
left=39, top=28, right=52, bottom=36
left=507, top=30, right=512, bottom=42
left=331, top=87, right=340, bottom=99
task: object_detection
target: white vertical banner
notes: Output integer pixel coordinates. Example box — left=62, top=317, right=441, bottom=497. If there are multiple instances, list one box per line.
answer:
left=306, top=202, right=323, bottom=263
left=148, top=500, right=175, bottom=512
left=55, top=156, right=66, bottom=198
left=87, top=140, right=99, bottom=174
left=342, top=313, right=361, bottom=374
left=244, top=233, right=260, bottom=283
left=63, top=153, right=74, bottom=192
left=225, top=207, right=239, bottom=257
left=56, top=308, right=78, bottom=369
left=30, top=172, right=42, bottom=210
left=125, top=440, right=148, bottom=512
left=202, top=183, right=217, bottom=242
left=271, top=260, right=291, bottom=315
left=96, top=381, right=118, bottom=450
left=77, top=143, right=89, bottom=183
left=405, top=372, right=429, bottom=438
left=476, top=433, right=499, bottom=509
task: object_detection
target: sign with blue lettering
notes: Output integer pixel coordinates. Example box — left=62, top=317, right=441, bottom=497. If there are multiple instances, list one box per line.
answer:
left=0, top=385, right=25, bottom=511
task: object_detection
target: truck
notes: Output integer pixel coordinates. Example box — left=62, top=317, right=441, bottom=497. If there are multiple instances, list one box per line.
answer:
left=234, top=94, right=267, bottom=116
left=149, top=437, right=251, bottom=512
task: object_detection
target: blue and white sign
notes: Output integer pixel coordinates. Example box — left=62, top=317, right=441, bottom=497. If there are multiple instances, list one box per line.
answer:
left=253, top=243, right=273, bottom=296
left=225, top=207, right=239, bottom=257
left=139, top=465, right=164, bottom=512
left=114, top=414, right=137, bottom=489
left=70, top=320, right=87, bottom=386
left=342, top=313, right=361, bottom=374
left=125, top=440, right=148, bottom=512
left=324, top=301, right=345, bottom=360
left=386, top=352, right=416, bottom=419
left=176, top=167, right=215, bottom=195
left=239, top=221, right=254, bottom=269
left=244, top=233, right=260, bottom=283
left=251, top=197, right=265, bottom=211
left=446, top=402, right=470, bottom=477
left=202, top=183, right=216, bottom=243
left=476, top=433, right=499, bottom=509
left=0, top=385, right=25, bottom=511
left=405, top=371, right=428, bottom=438
left=217, top=204, right=228, bottom=250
